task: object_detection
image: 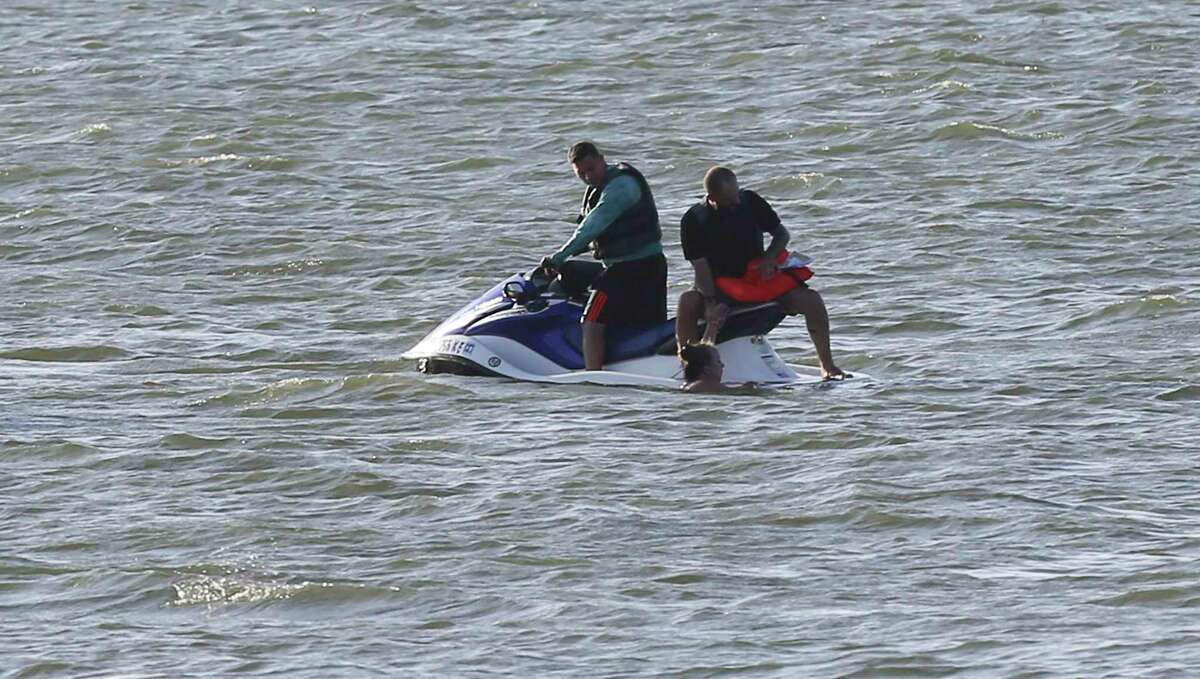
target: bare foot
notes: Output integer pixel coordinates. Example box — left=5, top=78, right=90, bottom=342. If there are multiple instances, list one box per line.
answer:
left=821, top=367, right=851, bottom=381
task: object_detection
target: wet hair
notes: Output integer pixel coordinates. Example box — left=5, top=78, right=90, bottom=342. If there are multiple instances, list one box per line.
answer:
left=680, top=342, right=716, bottom=382
left=568, top=141, right=602, bottom=163
left=703, top=165, right=737, bottom=194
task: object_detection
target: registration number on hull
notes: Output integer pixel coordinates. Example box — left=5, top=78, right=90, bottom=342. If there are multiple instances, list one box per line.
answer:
left=438, top=338, right=476, bottom=356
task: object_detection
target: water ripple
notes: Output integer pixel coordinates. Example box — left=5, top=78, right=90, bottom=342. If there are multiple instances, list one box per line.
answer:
left=3, top=0, right=1199, bottom=676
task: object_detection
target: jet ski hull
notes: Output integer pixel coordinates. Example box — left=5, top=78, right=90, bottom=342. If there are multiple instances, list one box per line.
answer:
left=404, top=332, right=821, bottom=387
left=401, top=270, right=827, bottom=388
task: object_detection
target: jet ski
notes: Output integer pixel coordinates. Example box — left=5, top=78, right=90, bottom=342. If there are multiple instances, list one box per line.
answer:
left=401, top=261, right=825, bottom=388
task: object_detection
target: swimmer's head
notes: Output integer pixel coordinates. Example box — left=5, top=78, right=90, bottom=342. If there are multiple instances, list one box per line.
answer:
left=680, top=342, right=723, bottom=383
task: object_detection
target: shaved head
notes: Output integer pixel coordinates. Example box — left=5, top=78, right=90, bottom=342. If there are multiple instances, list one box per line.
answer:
left=704, top=166, right=740, bottom=209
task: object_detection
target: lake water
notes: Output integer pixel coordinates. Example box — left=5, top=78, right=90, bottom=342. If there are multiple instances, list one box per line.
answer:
left=3, top=1, right=1198, bottom=676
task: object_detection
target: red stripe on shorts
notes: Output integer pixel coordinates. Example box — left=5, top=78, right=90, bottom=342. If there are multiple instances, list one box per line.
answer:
left=585, top=291, right=608, bottom=322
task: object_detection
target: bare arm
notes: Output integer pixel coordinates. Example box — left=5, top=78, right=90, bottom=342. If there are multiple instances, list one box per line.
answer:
left=757, top=224, right=791, bottom=279
left=764, top=224, right=790, bottom=259
left=690, top=257, right=729, bottom=340
left=690, top=257, right=718, bottom=298
left=701, top=305, right=727, bottom=343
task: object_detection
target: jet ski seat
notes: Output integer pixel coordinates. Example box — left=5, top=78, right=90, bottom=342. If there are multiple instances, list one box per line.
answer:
left=563, top=320, right=679, bottom=364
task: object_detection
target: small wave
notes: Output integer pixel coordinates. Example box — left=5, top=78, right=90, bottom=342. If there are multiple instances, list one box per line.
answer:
left=933, top=48, right=1043, bottom=72
left=1, top=439, right=102, bottom=460
left=813, top=142, right=866, bottom=155
left=968, top=197, right=1063, bottom=211
left=762, top=172, right=838, bottom=192
left=211, top=141, right=269, bottom=155
left=412, top=15, right=455, bottom=30
left=430, top=157, right=507, bottom=172
left=1138, top=154, right=1181, bottom=170
left=1157, top=385, right=1200, bottom=402
left=337, top=373, right=409, bottom=391
left=643, top=91, right=692, bottom=105
left=796, top=122, right=853, bottom=137
left=102, top=303, right=171, bottom=317
left=930, top=31, right=985, bottom=44
left=189, top=371, right=427, bottom=407
left=1029, top=2, right=1068, bottom=15
left=169, top=575, right=309, bottom=607
left=266, top=406, right=349, bottom=420
left=1061, top=294, right=1192, bottom=330
left=155, top=152, right=294, bottom=171
left=186, top=153, right=241, bottom=166
left=0, top=345, right=131, bottom=362
left=245, top=155, right=294, bottom=170
left=9, top=662, right=80, bottom=678
left=75, top=222, right=124, bottom=239
left=932, top=121, right=1061, bottom=142
left=189, top=376, right=339, bottom=408
left=532, top=61, right=581, bottom=77
left=1132, top=80, right=1170, bottom=96
left=870, top=37, right=918, bottom=50
left=848, top=508, right=944, bottom=529
left=1094, top=586, right=1198, bottom=607
left=168, top=573, right=403, bottom=608
left=874, top=320, right=966, bottom=335
left=331, top=472, right=394, bottom=498
left=719, top=52, right=762, bottom=67
left=73, top=122, right=114, bottom=140
left=0, top=165, right=38, bottom=184
left=226, top=257, right=328, bottom=277
left=388, top=437, right=464, bottom=454
left=654, top=572, right=707, bottom=585
left=915, top=79, right=972, bottom=95
left=304, top=90, right=382, bottom=104
left=154, top=433, right=236, bottom=450
left=994, top=384, right=1040, bottom=397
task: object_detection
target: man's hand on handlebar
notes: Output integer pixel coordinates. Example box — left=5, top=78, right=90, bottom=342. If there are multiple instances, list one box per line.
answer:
left=534, top=256, right=559, bottom=280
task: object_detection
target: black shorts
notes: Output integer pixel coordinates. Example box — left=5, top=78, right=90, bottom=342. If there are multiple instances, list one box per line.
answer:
left=582, top=253, right=667, bottom=326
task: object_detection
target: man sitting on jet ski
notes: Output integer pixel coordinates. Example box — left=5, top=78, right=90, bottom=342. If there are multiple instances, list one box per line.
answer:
left=675, top=166, right=847, bottom=380
left=539, top=141, right=668, bottom=371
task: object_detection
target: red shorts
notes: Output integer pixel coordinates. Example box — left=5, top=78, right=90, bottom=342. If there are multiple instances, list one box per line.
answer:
left=715, top=251, right=812, bottom=304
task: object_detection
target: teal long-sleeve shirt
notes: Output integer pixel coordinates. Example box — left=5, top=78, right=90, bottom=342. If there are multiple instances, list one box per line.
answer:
left=549, top=170, right=663, bottom=268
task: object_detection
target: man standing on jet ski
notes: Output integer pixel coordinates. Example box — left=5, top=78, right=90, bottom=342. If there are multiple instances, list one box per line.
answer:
left=675, top=166, right=847, bottom=380
left=540, top=142, right=668, bottom=371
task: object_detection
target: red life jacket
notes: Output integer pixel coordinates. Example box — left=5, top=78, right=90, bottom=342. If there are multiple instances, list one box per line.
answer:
left=715, top=250, right=813, bottom=303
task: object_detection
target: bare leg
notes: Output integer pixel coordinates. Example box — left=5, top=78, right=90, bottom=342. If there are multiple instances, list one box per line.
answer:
left=582, top=320, right=605, bottom=370
left=675, top=290, right=705, bottom=351
left=780, top=287, right=845, bottom=379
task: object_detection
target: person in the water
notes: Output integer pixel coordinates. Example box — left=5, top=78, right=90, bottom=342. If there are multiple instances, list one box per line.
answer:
left=679, top=341, right=757, bottom=394
left=541, top=141, right=667, bottom=371
left=679, top=342, right=723, bottom=393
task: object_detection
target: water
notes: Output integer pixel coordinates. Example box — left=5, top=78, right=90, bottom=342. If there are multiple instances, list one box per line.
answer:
left=3, top=1, right=1198, bottom=675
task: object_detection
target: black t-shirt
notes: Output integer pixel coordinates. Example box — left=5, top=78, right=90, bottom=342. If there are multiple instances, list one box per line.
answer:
left=680, top=189, right=784, bottom=278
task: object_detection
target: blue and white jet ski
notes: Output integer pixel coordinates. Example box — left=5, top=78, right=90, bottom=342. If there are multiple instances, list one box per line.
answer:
left=402, top=262, right=824, bottom=388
